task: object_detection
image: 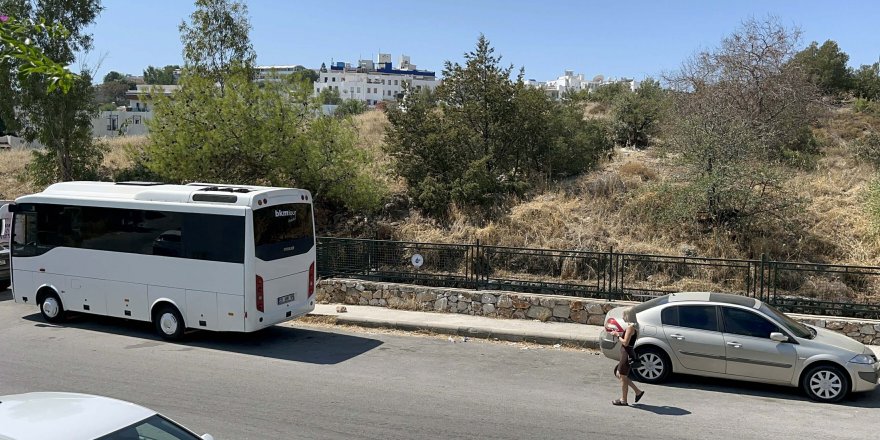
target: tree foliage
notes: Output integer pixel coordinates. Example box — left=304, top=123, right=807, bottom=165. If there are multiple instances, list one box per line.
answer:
left=792, top=40, right=852, bottom=97
left=852, top=62, right=880, bottom=101
left=145, top=71, right=384, bottom=211
left=317, top=87, right=341, bottom=105
left=665, top=18, right=820, bottom=233
left=179, top=0, right=255, bottom=89
left=94, top=78, right=133, bottom=106
left=335, top=98, right=366, bottom=117
left=148, top=1, right=382, bottom=212
left=385, top=35, right=611, bottom=218
left=143, top=64, right=179, bottom=84
left=0, top=13, right=78, bottom=92
left=611, top=78, right=666, bottom=148
left=0, top=0, right=105, bottom=185
left=289, top=65, right=318, bottom=85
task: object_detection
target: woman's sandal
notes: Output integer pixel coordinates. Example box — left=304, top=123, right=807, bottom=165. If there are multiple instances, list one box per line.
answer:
left=635, top=391, right=645, bottom=403
left=611, top=399, right=628, bottom=406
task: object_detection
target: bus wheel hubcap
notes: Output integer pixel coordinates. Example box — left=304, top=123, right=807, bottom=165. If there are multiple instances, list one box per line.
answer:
left=160, top=313, right=178, bottom=335
left=42, top=298, right=59, bottom=318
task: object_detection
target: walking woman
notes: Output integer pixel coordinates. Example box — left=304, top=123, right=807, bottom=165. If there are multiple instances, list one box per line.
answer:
left=612, top=307, right=645, bottom=406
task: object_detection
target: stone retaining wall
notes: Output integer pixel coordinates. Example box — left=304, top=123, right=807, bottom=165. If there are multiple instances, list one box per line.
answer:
left=317, top=279, right=880, bottom=345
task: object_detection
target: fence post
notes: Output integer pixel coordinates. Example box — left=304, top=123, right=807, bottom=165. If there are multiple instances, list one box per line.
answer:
left=759, top=253, right=767, bottom=303
left=475, top=239, right=481, bottom=291
left=607, top=246, right=615, bottom=301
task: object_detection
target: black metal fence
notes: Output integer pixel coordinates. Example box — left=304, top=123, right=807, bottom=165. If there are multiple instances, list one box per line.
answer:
left=316, top=237, right=880, bottom=320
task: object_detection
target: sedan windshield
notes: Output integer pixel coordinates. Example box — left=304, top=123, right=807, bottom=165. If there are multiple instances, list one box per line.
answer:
left=759, top=303, right=814, bottom=339
left=97, top=415, right=202, bottom=440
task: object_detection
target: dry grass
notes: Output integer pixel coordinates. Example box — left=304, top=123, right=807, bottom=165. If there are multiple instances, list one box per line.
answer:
left=351, top=110, right=405, bottom=194
left=0, top=136, right=146, bottom=199
left=390, top=107, right=880, bottom=269
left=0, top=148, right=37, bottom=200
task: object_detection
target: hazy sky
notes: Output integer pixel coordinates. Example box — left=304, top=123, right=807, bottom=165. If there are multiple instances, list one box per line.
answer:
left=85, top=0, right=880, bottom=82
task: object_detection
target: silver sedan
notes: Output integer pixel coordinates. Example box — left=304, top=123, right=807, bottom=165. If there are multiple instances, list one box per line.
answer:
left=600, top=292, right=880, bottom=403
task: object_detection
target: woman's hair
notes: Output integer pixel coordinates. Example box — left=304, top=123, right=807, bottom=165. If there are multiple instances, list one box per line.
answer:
left=623, top=307, right=638, bottom=326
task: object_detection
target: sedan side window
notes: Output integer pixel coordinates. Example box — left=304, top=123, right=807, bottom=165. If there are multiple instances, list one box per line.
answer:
left=722, top=307, right=780, bottom=339
left=668, top=305, right=718, bottom=332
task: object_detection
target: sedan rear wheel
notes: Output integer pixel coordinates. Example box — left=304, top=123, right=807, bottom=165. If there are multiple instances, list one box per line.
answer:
left=802, top=365, right=849, bottom=403
left=633, top=346, right=671, bottom=384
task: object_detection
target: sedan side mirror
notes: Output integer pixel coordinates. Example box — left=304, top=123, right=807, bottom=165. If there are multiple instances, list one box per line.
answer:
left=770, top=332, right=788, bottom=343
left=201, top=435, right=215, bottom=440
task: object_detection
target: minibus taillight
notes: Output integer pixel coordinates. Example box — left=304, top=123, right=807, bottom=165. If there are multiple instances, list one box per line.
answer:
left=308, top=262, right=315, bottom=298
left=256, top=275, right=264, bottom=312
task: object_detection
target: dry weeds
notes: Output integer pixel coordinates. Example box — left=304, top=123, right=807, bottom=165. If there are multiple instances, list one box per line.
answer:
left=351, top=110, right=405, bottom=194
left=0, top=136, right=146, bottom=199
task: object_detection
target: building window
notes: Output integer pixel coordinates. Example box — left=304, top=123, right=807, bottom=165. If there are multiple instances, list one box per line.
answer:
left=374, top=88, right=378, bottom=93
left=324, top=77, right=328, bottom=83
left=394, top=80, right=398, bottom=85
left=332, top=77, right=336, bottom=82
left=357, top=87, right=361, bottom=93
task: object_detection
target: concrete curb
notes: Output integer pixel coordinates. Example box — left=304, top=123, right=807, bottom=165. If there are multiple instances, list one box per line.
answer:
left=307, top=313, right=602, bottom=349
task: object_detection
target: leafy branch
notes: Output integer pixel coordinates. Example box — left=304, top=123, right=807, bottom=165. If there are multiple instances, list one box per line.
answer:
left=0, top=14, right=77, bottom=93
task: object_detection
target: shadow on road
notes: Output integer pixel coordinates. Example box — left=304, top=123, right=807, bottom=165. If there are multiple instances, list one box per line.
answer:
left=23, top=312, right=383, bottom=365
left=631, top=403, right=690, bottom=416
left=656, top=374, right=880, bottom=408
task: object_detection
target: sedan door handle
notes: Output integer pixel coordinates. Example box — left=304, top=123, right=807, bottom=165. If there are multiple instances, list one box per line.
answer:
left=669, top=334, right=685, bottom=340
left=726, top=342, right=742, bottom=348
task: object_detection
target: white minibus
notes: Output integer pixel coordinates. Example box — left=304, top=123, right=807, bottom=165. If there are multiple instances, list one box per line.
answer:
left=8, top=181, right=316, bottom=340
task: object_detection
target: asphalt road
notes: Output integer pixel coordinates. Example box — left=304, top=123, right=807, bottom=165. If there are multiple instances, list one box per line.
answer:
left=1, top=289, right=878, bottom=440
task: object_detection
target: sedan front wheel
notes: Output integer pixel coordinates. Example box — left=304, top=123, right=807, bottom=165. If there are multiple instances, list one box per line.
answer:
left=802, top=364, right=849, bottom=403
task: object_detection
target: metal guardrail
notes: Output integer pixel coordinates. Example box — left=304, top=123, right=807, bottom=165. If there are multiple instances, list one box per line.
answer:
left=316, top=237, right=880, bottom=320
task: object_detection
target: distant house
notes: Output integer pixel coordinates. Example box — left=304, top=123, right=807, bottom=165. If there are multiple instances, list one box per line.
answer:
left=91, top=85, right=178, bottom=137
left=125, top=84, right=179, bottom=112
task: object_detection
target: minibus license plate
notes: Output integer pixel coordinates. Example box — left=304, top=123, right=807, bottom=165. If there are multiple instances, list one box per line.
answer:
left=277, top=293, right=295, bottom=305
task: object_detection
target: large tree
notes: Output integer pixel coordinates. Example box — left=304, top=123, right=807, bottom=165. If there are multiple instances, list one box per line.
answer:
left=792, top=40, right=852, bottom=97
left=145, top=71, right=384, bottom=211
left=179, top=0, right=254, bottom=90
left=665, top=18, right=821, bottom=233
left=146, top=0, right=382, bottom=211
left=385, top=35, right=610, bottom=217
left=0, top=0, right=105, bottom=185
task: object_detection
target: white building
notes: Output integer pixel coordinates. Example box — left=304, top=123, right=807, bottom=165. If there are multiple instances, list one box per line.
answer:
left=124, top=84, right=179, bottom=112
left=314, top=54, right=438, bottom=106
left=91, top=85, right=179, bottom=138
left=530, top=70, right=637, bottom=99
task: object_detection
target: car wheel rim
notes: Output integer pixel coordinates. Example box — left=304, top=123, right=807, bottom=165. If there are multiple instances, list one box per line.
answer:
left=637, top=353, right=664, bottom=379
left=159, top=312, right=179, bottom=335
left=809, top=370, right=842, bottom=399
left=42, top=297, right=59, bottom=318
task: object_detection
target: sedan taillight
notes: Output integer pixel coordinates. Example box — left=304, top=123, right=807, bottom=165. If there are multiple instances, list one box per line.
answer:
left=606, top=317, right=624, bottom=333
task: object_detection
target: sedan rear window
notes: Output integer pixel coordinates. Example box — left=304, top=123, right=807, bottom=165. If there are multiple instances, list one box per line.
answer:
left=632, top=295, right=670, bottom=314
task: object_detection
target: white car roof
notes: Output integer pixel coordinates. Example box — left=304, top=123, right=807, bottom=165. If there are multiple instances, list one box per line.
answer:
left=0, top=392, right=155, bottom=440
